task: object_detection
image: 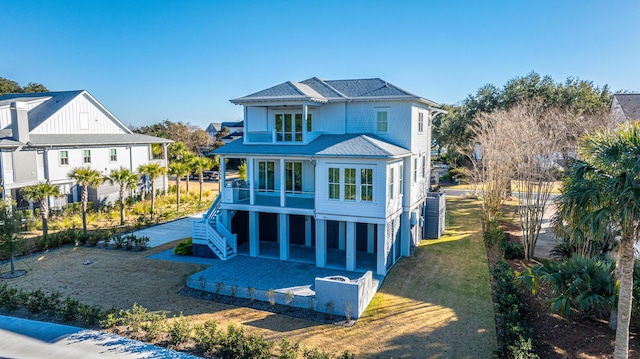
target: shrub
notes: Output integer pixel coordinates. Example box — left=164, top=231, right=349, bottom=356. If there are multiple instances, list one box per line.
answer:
left=193, top=320, right=219, bottom=354
left=491, top=261, right=538, bottom=358
left=324, top=301, right=335, bottom=320
left=141, top=311, right=167, bottom=342
left=168, top=313, right=192, bottom=347
left=216, top=323, right=274, bottom=359
left=500, top=240, right=525, bottom=259
left=59, top=297, right=81, bottom=322
left=267, top=288, right=276, bottom=306
left=112, top=235, right=125, bottom=248
left=174, top=238, right=193, bottom=256
left=483, top=221, right=508, bottom=247
left=303, top=347, right=331, bottom=359
left=133, top=235, right=150, bottom=250
left=0, top=284, right=21, bottom=311
left=277, top=337, right=300, bottom=359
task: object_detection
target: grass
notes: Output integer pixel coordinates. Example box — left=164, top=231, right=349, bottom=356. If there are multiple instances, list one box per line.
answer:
left=444, top=180, right=562, bottom=194
left=1, top=196, right=496, bottom=358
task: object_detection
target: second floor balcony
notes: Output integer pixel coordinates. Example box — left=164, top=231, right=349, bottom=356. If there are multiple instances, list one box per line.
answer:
left=222, top=179, right=314, bottom=211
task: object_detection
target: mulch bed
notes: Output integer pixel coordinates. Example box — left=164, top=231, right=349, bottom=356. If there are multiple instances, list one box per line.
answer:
left=490, top=217, right=640, bottom=358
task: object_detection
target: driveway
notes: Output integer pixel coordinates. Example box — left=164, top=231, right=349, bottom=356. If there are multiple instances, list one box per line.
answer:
left=127, top=212, right=204, bottom=248
left=0, top=315, right=198, bottom=359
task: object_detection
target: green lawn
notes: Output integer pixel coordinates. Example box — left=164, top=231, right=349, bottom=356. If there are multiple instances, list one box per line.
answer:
left=359, top=196, right=497, bottom=358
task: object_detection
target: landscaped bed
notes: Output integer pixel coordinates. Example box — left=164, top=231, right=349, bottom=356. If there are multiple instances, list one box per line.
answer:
left=0, top=196, right=497, bottom=358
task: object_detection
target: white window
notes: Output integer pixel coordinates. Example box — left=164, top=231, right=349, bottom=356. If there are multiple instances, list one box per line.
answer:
left=399, top=163, right=403, bottom=196
left=422, top=157, right=427, bottom=178
left=285, top=161, right=302, bottom=193
left=275, top=113, right=303, bottom=142
left=376, top=111, right=388, bottom=132
left=361, top=168, right=373, bottom=202
left=418, top=112, right=424, bottom=133
left=306, top=113, right=312, bottom=132
left=328, top=168, right=340, bottom=200
left=258, top=161, right=275, bottom=191
left=413, top=157, right=418, bottom=182
left=344, top=168, right=356, bottom=201
left=389, top=167, right=395, bottom=199
left=60, top=150, right=69, bottom=166
left=83, top=150, right=91, bottom=164
left=110, top=148, right=117, bottom=162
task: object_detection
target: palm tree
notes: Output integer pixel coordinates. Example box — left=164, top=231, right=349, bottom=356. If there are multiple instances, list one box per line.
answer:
left=68, top=167, right=104, bottom=234
left=181, top=151, right=196, bottom=193
left=168, top=141, right=189, bottom=162
left=138, top=163, right=167, bottom=218
left=105, top=167, right=139, bottom=225
left=190, top=156, right=213, bottom=202
left=565, top=123, right=640, bottom=359
left=21, top=183, right=60, bottom=237
left=169, top=161, right=190, bottom=209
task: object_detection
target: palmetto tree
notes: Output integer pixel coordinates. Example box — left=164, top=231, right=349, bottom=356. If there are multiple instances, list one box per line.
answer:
left=138, top=163, right=167, bottom=218
left=191, top=156, right=213, bottom=202
left=181, top=151, right=196, bottom=193
left=21, top=183, right=60, bottom=237
left=106, top=167, right=139, bottom=225
left=565, top=123, right=640, bottom=359
left=68, top=167, right=104, bottom=234
left=169, top=161, right=190, bottom=209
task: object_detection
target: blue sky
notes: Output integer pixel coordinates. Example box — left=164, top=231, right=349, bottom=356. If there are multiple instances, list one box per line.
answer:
left=1, top=1, right=639, bottom=128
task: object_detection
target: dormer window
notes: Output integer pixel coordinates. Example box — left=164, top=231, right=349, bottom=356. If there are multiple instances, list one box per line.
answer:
left=376, top=111, right=388, bottom=132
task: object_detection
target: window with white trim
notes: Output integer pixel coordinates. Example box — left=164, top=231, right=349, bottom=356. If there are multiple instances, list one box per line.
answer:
left=285, top=161, right=302, bottom=193
left=328, top=168, right=340, bottom=200
left=275, top=113, right=303, bottom=142
left=389, top=167, right=395, bottom=199
left=60, top=150, right=69, bottom=166
left=306, top=113, right=312, bottom=132
left=344, top=168, right=356, bottom=201
left=258, top=161, right=275, bottom=191
left=413, top=157, right=418, bottom=182
left=83, top=150, right=91, bottom=164
left=376, top=111, right=388, bottom=132
left=399, top=163, right=404, bottom=196
left=418, top=112, right=424, bottom=133
left=422, top=156, right=427, bottom=178
left=110, top=148, right=117, bottom=162
left=361, top=168, right=373, bottom=202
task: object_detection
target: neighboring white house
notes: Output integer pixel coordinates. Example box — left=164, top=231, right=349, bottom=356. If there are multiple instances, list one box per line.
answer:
left=192, top=77, right=445, bottom=276
left=610, top=93, right=640, bottom=123
left=0, top=90, right=171, bottom=209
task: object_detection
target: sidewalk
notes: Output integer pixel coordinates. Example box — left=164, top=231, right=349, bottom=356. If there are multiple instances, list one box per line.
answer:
left=0, top=315, right=199, bottom=359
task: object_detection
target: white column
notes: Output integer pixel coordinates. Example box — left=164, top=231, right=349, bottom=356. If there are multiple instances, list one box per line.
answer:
left=305, top=215, right=312, bottom=246
left=248, top=158, right=255, bottom=205
left=162, top=143, right=169, bottom=194
left=338, top=221, right=345, bottom=250
left=249, top=211, right=259, bottom=257
left=376, top=222, right=387, bottom=276
left=302, top=104, right=308, bottom=143
left=401, top=210, right=411, bottom=256
left=280, top=158, right=285, bottom=207
left=315, top=219, right=327, bottom=267
left=367, top=223, right=375, bottom=253
left=220, top=156, right=226, bottom=192
left=279, top=213, right=289, bottom=260
left=346, top=221, right=356, bottom=271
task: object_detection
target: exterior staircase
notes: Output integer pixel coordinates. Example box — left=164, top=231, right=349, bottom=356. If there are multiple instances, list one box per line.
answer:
left=192, top=195, right=237, bottom=260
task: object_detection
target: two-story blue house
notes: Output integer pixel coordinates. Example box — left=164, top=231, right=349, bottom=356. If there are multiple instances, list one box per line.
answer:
left=192, top=77, right=445, bottom=276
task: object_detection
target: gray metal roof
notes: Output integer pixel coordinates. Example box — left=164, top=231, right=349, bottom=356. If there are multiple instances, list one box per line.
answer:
left=231, top=77, right=440, bottom=107
left=27, top=134, right=172, bottom=147
left=614, top=94, right=640, bottom=120
left=212, top=134, right=410, bottom=158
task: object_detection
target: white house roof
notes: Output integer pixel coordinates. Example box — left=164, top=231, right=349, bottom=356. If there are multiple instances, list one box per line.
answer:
left=231, top=77, right=440, bottom=107
left=0, top=90, right=171, bottom=148
left=212, top=134, right=411, bottom=158
left=613, top=94, right=640, bottom=120
left=0, top=90, right=133, bottom=133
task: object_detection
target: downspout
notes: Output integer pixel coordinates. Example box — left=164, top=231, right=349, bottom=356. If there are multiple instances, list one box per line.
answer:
left=163, top=143, right=169, bottom=194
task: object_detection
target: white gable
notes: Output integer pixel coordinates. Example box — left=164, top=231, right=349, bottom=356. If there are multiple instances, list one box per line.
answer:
left=31, top=92, right=130, bottom=134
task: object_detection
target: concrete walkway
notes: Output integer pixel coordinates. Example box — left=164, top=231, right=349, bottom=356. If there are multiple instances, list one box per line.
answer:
left=0, top=315, right=199, bottom=359
left=127, top=212, right=204, bottom=248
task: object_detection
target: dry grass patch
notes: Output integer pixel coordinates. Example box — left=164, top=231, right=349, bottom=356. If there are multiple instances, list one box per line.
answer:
left=1, top=196, right=496, bottom=358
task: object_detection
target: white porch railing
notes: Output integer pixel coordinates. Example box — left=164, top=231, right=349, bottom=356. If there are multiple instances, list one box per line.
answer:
left=192, top=194, right=237, bottom=260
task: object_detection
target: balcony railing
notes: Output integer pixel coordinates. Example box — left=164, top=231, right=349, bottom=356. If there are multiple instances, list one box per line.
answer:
left=222, top=184, right=314, bottom=210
